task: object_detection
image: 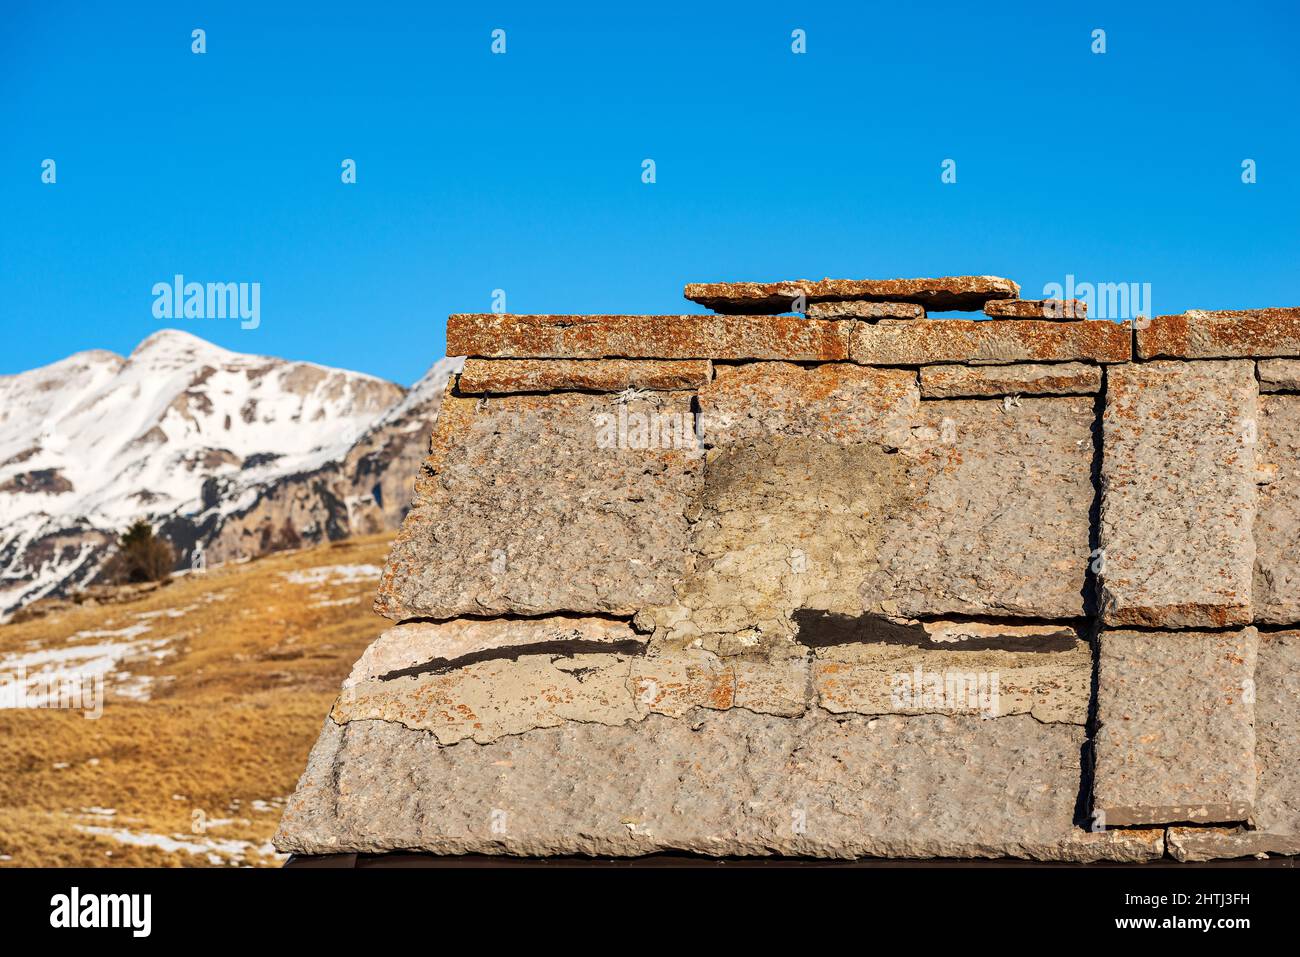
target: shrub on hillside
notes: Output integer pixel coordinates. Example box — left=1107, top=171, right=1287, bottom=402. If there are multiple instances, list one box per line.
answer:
left=104, top=520, right=176, bottom=584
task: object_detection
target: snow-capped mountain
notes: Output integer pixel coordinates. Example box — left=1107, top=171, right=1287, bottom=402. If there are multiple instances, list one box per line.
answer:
left=0, top=329, right=461, bottom=619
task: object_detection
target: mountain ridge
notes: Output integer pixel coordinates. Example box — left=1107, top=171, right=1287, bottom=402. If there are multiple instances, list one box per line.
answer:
left=0, top=329, right=460, bottom=619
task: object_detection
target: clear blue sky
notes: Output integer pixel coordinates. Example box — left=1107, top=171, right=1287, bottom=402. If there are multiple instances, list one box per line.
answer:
left=2, top=1, right=1297, bottom=386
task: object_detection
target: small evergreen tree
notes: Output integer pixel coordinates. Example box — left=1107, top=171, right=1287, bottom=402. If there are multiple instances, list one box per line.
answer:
left=106, top=520, right=175, bottom=584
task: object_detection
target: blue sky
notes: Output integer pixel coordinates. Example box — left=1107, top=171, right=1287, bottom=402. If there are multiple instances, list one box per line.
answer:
left=2, top=1, right=1297, bottom=386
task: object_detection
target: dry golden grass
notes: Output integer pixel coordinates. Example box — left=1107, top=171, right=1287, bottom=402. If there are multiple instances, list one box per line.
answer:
left=0, top=533, right=396, bottom=867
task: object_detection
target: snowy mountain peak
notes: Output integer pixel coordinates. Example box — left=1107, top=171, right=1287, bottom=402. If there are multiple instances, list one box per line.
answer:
left=0, top=331, right=452, bottom=618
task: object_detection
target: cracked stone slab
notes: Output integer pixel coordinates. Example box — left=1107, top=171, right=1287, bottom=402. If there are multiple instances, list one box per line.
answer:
left=983, top=298, right=1088, bottom=319
left=375, top=391, right=701, bottom=620
left=684, top=276, right=1020, bottom=314
left=1138, top=308, right=1300, bottom=359
left=1093, top=628, right=1258, bottom=828
left=810, top=624, right=1092, bottom=724
left=698, top=362, right=919, bottom=448
left=343, top=617, right=641, bottom=689
left=805, top=301, right=925, bottom=320
left=862, top=397, right=1095, bottom=619
left=1259, top=358, right=1300, bottom=392
left=641, top=436, right=910, bottom=658
left=457, top=358, right=712, bottom=394
left=1098, top=360, right=1257, bottom=628
left=849, top=318, right=1130, bottom=366
left=1168, top=630, right=1300, bottom=860
left=1255, top=396, right=1300, bottom=624
left=276, top=709, right=1164, bottom=861
left=447, top=314, right=850, bottom=360
left=920, top=362, right=1102, bottom=398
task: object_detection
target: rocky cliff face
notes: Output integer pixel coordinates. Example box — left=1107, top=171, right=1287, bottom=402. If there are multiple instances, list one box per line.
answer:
left=0, top=329, right=460, bottom=619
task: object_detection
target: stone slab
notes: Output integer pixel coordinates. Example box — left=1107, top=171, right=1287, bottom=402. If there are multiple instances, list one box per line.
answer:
left=276, top=709, right=1163, bottom=861
left=1258, top=358, right=1300, bottom=392
left=863, top=397, right=1095, bottom=619
left=375, top=391, right=701, bottom=620
left=343, top=617, right=642, bottom=689
left=684, top=276, right=1020, bottom=314
left=1256, top=396, right=1300, bottom=624
left=446, top=314, right=850, bottom=361
left=642, top=436, right=910, bottom=658
left=458, top=358, right=712, bottom=394
left=1168, top=630, right=1300, bottom=860
left=849, top=318, right=1131, bottom=366
left=1098, top=360, right=1257, bottom=628
left=810, top=624, right=1092, bottom=724
left=920, top=362, right=1101, bottom=398
left=805, top=301, right=925, bottom=320
left=1093, top=628, right=1258, bottom=828
left=983, top=298, right=1087, bottom=319
left=1138, top=308, right=1300, bottom=359
left=698, top=362, right=919, bottom=448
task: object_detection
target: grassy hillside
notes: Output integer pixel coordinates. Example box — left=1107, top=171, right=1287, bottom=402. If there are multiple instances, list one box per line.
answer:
left=0, top=534, right=396, bottom=867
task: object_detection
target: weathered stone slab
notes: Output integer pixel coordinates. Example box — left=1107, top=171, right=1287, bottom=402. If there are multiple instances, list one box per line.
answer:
left=698, top=362, right=919, bottom=448
left=863, top=397, right=1095, bottom=619
left=458, top=358, right=711, bottom=394
left=1168, top=630, right=1300, bottom=860
left=642, top=436, right=910, bottom=658
left=1256, top=396, right=1300, bottom=624
left=343, top=617, right=641, bottom=689
left=375, top=391, right=701, bottom=620
left=920, top=362, right=1101, bottom=398
left=335, top=652, right=639, bottom=745
left=811, top=624, right=1091, bottom=724
left=849, top=318, right=1130, bottom=366
left=983, top=298, right=1087, bottom=319
left=1093, top=628, right=1258, bottom=828
left=1098, top=360, right=1257, bottom=628
left=276, top=709, right=1163, bottom=861
left=1138, top=308, right=1300, bottom=359
left=684, top=276, right=1020, bottom=314
left=806, top=301, right=924, bottom=320
left=447, top=314, right=849, bottom=360
left=1258, top=358, right=1300, bottom=392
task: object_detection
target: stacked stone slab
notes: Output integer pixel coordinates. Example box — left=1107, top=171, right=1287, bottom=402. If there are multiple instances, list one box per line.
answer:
left=275, top=280, right=1300, bottom=862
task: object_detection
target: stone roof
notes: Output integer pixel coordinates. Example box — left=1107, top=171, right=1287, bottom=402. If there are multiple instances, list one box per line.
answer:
left=275, top=279, right=1300, bottom=863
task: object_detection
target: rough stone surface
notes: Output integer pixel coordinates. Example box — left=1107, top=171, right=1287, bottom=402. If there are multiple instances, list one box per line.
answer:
left=1258, top=358, right=1300, bottom=392
left=642, top=436, right=910, bottom=658
left=684, top=276, right=1020, bottom=314
left=811, top=626, right=1091, bottom=724
left=458, top=358, right=711, bottom=394
left=1255, top=396, right=1300, bottom=624
left=862, top=397, right=1095, bottom=619
left=343, top=616, right=641, bottom=689
left=920, top=362, right=1102, bottom=398
left=805, top=301, right=925, bottom=320
left=1138, top=308, right=1300, bottom=359
left=849, top=318, right=1130, bottom=366
left=1093, top=628, right=1258, bottom=828
left=1168, top=630, right=1300, bottom=860
left=447, top=314, right=850, bottom=360
left=375, top=391, right=701, bottom=620
left=699, top=362, right=919, bottom=448
left=1098, top=360, right=1257, bottom=628
left=275, top=709, right=1164, bottom=861
left=983, top=298, right=1088, bottom=319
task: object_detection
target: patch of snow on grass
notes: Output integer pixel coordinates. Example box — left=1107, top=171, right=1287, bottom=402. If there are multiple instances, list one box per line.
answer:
left=281, top=564, right=382, bottom=587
